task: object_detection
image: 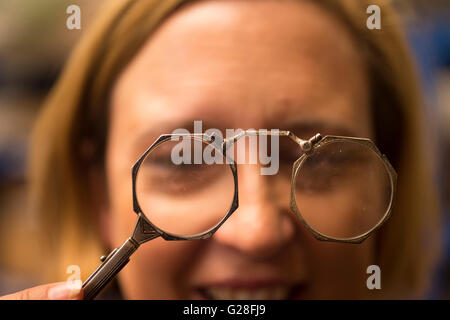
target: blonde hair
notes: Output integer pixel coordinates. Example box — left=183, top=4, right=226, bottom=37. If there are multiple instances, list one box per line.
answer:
left=17, top=0, right=441, bottom=298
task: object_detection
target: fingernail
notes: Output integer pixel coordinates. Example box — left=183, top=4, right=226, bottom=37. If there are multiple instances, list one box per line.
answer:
left=48, top=281, right=82, bottom=300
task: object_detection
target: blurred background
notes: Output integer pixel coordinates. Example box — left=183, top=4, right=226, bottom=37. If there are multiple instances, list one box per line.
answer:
left=0, top=0, right=449, bottom=297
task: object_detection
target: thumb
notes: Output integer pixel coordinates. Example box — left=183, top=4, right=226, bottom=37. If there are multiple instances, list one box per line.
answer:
left=0, top=281, right=83, bottom=300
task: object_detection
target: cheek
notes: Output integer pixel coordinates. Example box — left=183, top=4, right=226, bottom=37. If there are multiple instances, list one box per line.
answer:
left=106, top=145, right=204, bottom=299
left=305, top=237, right=375, bottom=298
left=106, top=149, right=136, bottom=245
left=119, top=240, right=203, bottom=299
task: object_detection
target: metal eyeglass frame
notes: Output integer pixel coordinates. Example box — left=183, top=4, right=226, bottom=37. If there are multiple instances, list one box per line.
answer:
left=81, top=130, right=397, bottom=299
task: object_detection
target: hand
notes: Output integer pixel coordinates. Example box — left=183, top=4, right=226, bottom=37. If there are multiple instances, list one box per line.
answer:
left=0, top=282, right=83, bottom=300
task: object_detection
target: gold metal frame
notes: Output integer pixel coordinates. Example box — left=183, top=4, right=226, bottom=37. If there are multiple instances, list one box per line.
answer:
left=288, top=134, right=397, bottom=243
left=224, top=130, right=397, bottom=244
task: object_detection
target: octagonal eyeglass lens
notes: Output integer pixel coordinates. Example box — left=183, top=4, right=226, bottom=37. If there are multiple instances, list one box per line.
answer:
left=293, top=139, right=393, bottom=240
left=135, top=137, right=235, bottom=237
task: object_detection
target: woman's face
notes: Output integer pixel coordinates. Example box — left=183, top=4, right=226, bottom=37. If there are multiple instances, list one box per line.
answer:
left=105, top=0, right=375, bottom=299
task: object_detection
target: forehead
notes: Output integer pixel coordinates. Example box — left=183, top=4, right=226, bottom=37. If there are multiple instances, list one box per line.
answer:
left=111, top=0, right=371, bottom=143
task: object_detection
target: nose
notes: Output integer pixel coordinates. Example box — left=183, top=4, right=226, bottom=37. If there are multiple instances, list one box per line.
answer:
left=213, top=164, right=297, bottom=259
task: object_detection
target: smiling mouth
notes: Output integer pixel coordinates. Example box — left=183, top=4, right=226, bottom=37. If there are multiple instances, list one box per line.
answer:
left=194, top=283, right=307, bottom=300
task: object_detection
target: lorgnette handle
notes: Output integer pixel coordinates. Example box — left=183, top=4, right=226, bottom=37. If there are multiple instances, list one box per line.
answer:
left=82, top=237, right=139, bottom=300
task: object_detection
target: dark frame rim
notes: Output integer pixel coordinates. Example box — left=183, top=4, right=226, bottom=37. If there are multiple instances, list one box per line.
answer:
left=131, top=133, right=239, bottom=240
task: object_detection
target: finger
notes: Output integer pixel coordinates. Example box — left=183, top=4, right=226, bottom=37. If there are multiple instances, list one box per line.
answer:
left=0, top=281, right=84, bottom=300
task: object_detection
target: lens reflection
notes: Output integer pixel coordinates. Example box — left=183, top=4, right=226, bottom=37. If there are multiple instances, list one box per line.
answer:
left=293, top=139, right=392, bottom=239
left=135, top=137, right=235, bottom=236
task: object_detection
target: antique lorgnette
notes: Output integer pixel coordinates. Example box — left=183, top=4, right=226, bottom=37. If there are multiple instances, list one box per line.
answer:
left=82, top=130, right=397, bottom=299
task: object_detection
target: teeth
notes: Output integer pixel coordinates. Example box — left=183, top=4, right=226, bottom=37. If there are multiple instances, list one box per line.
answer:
left=253, top=288, right=271, bottom=300
left=234, top=290, right=252, bottom=300
left=273, top=287, right=288, bottom=300
left=208, top=287, right=233, bottom=300
left=205, top=286, right=291, bottom=300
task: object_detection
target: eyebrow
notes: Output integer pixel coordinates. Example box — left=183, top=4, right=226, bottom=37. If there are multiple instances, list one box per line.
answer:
left=135, top=118, right=359, bottom=151
left=274, top=119, right=359, bottom=140
left=133, top=119, right=235, bottom=154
